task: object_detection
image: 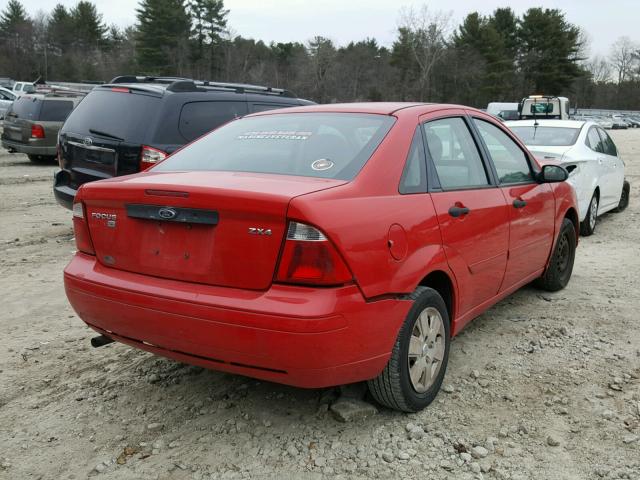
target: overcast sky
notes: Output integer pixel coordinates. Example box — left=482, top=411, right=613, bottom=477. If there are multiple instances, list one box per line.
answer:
left=26, top=0, right=639, bottom=57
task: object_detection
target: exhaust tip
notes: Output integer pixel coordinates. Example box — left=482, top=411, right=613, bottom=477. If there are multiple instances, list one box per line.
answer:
left=91, top=334, right=114, bottom=348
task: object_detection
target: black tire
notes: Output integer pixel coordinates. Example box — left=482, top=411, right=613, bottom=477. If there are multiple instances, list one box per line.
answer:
left=367, top=286, right=450, bottom=412
left=27, top=154, right=55, bottom=163
left=580, top=192, right=598, bottom=236
left=536, top=218, right=577, bottom=292
left=613, top=180, right=630, bottom=213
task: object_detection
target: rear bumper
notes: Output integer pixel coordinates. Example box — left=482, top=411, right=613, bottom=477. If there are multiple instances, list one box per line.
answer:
left=64, top=253, right=410, bottom=388
left=53, top=170, right=76, bottom=210
left=1, top=138, right=56, bottom=155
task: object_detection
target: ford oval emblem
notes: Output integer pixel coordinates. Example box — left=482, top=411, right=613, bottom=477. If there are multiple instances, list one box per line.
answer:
left=158, top=207, right=177, bottom=219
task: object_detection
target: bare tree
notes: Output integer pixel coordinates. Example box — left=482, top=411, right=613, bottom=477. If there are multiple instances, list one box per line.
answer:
left=397, top=4, right=452, bottom=100
left=587, top=55, right=612, bottom=83
left=609, top=36, right=638, bottom=83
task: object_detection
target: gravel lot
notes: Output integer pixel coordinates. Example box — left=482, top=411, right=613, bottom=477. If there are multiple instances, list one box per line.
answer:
left=1, top=130, right=639, bottom=480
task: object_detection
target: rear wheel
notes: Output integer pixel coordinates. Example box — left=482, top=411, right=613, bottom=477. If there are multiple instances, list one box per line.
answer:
left=536, top=218, right=576, bottom=292
left=368, top=286, right=450, bottom=412
left=580, top=192, right=598, bottom=236
left=613, top=180, right=630, bottom=213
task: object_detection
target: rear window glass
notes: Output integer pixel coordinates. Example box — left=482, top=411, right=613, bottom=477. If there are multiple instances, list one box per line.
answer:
left=10, top=97, right=41, bottom=119
left=509, top=126, right=580, bottom=146
left=40, top=100, right=74, bottom=121
left=153, top=113, right=395, bottom=180
left=62, top=89, right=160, bottom=142
left=178, top=101, right=247, bottom=141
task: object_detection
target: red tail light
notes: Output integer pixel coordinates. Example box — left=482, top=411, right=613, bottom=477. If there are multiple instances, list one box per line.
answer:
left=276, top=222, right=352, bottom=286
left=140, top=145, right=167, bottom=171
left=72, top=201, right=95, bottom=255
left=31, top=124, right=45, bottom=138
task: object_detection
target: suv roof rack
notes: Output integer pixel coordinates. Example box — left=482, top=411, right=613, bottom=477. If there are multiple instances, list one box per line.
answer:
left=109, top=75, right=295, bottom=98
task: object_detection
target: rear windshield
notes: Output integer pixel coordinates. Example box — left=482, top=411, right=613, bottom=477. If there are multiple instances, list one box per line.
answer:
left=509, top=126, right=580, bottom=146
left=40, top=100, right=74, bottom=121
left=9, top=96, right=41, bottom=119
left=62, top=89, right=160, bottom=141
left=153, top=113, right=395, bottom=180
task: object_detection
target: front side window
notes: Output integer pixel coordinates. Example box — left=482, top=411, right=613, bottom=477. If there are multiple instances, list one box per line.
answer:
left=399, top=129, right=427, bottom=194
left=423, top=117, right=489, bottom=190
left=474, top=118, right=533, bottom=184
left=154, top=113, right=396, bottom=181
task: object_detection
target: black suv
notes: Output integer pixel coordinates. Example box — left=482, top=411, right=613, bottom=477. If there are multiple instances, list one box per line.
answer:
left=54, top=76, right=314, bottom=209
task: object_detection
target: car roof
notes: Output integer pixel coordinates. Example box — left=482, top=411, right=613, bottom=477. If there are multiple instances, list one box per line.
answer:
left=505, top=119, right=585, bottom=128
left=247, top=102, right=484, bottom=117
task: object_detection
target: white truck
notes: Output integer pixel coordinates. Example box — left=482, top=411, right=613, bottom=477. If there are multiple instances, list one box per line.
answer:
left=11, top=81, right=36, bottom=97
left=519, top=95, right=570, bottom=120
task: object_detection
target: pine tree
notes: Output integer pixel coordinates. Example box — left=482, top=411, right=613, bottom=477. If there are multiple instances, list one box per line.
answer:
left=70, top=1, right=107, bottom=48
left=0, top=0, right=28, bottom=37
left=518, top=8, right=584, bottom=94
left=48, top=5, right=74, bottom=50
left=136, top=0, right=191, bottom=75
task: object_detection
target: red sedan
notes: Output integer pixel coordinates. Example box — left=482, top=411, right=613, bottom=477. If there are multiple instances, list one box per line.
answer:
left=64, top=103, right=578, bottom=412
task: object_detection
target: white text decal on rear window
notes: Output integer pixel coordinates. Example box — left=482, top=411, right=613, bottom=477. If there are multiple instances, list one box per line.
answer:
left=237, top=131, right=313, bottom=140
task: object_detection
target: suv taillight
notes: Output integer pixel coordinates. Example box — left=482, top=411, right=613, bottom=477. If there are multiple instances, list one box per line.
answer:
left=140, top=145, right=167, bottom=171
left=276, top=222, right=352, bottom=286
left=31, top=124, right=45, bottom=138
left=72, top=201, right=95, bottom=255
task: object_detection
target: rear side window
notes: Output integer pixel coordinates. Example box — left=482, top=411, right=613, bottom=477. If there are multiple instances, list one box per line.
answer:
left=62, top=89, right=160, bottom=142
left=473, top=119, right=533, bottom=184
left=10, top=97, right=41, bottom=119
left=39, top=100, right=74, bottom=121
left=586, top=127, right=604, bottom=153
left=179, top=101, right=248, bottom=141
left=399, top=129, right=427, bottom=194
left=154, top=113, right=395, bottom=181
left=597, top=128, right=617, bottom=156
left=423, top=117, right=489, bottom=190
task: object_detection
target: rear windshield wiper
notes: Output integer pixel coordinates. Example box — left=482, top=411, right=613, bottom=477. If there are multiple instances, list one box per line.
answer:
left=89, top=128, right=124, bottom=142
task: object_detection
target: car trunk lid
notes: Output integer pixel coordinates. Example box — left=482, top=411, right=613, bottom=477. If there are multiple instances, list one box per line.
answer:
left=81, top=171, right=346, bottom=290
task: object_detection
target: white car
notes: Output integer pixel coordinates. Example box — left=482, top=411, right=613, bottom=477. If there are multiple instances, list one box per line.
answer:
left=506, top=119, right=630, bottom=236
left=0, top=86, right=16, bottom=119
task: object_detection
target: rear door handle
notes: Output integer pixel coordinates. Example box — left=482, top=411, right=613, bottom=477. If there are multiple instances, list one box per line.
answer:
left=513, top=199, right=527, bottom=208
left=448, top=206, right=470, bottom=218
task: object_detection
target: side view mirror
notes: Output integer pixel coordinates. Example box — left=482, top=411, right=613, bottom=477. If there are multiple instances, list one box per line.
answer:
left=537, top=164, right=568, bottom=183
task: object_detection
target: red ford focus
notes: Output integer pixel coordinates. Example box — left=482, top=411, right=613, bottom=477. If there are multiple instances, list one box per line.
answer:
left=64, top=103, right=578, bottom=412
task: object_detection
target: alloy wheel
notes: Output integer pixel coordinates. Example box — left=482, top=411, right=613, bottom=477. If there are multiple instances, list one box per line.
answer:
left=407, top=307, right=445, bottom=393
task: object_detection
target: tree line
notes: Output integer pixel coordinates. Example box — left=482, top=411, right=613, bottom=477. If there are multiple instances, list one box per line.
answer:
left=1, top=0, right=639, bottom=110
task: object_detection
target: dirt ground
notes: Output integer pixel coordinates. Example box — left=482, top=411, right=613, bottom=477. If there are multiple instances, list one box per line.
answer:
left=1, top=130, right=639, bottom=480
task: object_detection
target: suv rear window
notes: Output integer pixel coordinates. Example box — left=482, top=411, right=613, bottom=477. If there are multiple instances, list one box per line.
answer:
left=62, top=89, right=160, bottom=141
left=40, top=100, right=74, bottom=121
left=10, top=97, right=41, bottom=119
left=153, top=113, right=395, bottom=180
